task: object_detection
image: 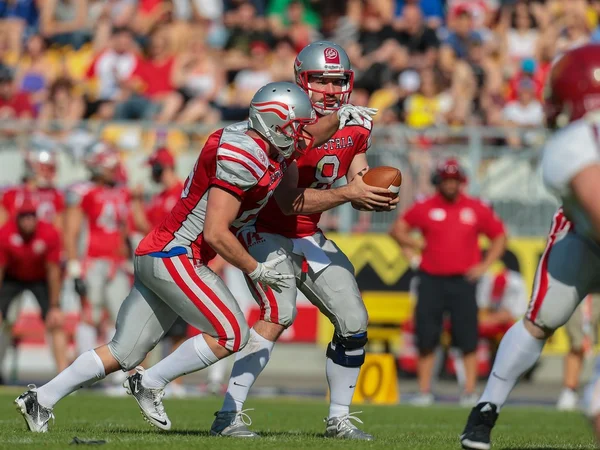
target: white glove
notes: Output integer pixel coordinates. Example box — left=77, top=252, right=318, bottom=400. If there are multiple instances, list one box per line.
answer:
left=248, top=254, right=294, bottom=293
left=409, top=255, right=421, bottom=271
left=67, top=260, right=82, bottom=279
left=337, top=105, right=378, bottom=130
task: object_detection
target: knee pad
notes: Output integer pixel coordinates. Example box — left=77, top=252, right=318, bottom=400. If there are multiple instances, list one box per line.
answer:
left=326, top=332, right=368, bottom=368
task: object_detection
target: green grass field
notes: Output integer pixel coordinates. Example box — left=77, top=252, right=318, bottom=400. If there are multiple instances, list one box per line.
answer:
left=0, top=389, right=596, bottom=449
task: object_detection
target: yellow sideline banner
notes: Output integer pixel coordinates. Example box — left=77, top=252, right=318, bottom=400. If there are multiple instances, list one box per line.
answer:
left=319, top=233, right=571, bottom=355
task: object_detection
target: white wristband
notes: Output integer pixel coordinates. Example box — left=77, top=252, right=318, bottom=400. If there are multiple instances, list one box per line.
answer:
left=67, top=260, right=82, bottom=278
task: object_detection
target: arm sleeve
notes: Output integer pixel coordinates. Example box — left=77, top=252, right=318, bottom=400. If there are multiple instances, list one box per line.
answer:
left=477, top=202, right=505, bottom=239
left=542, top=122, right=600, bottom=196
left=357, top=130, right=371, bottom=154
left=402, top=203, right=425, bottom=229
left=211, top=145, right=267, bottom=197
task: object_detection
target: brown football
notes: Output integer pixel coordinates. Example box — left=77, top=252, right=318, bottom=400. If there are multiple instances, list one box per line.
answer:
left=362, top=166, right=402, bottom=198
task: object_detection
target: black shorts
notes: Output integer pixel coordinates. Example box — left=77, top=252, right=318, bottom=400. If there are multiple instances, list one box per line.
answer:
left=0, top=278, right=50, bottom=321
left=414, top=272, right=478, bottom=354
left=165, top=316, right=188, bottom=339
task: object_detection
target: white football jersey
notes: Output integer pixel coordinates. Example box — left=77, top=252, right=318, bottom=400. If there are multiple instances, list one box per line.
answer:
left=542, top=114, right=600, bottom=240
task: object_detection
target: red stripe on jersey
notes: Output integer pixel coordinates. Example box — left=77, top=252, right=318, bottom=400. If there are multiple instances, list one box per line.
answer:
left=217, top=155, right=262, bottom=182
left=528, top=209, right=570, bottom=322
left=178, top=255, right=243, bottom=352
left=220, top=142, right=267, bottom=172
left=163, top=256, right=229, bottom=348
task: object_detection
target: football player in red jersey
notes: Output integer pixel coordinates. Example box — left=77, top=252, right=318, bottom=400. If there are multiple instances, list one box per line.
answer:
left=211, top=41, right=397, bottom=440
left=0, top=199, right=67, bottom=376
left=0, top=145, right=65, bottom=229
left=63, top=142, right=131, bottom=359
left=460, top=44, right=600, bottom=449
left=14, top=82, right=327, bottom=432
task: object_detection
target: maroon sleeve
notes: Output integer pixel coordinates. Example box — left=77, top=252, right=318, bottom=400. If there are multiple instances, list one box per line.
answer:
left=477, top=201, right=505, bottom=239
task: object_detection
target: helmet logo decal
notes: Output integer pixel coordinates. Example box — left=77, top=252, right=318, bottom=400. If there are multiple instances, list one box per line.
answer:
left=294, top=56, right=303, bottom=71
left=324, top=47, right=340, bottom=64
left=253, top=101, right=290, bottom=120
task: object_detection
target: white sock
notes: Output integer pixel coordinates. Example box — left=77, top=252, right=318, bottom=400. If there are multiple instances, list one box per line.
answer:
left=327, top=347, right=362, bottom=418
left=208, top=356, right=228, bottom=385
left=479, top=320, right=545, bottom=410
left=37, top=350, right=106, bottom=408
left=142, top=334, right=219, bottom=389
left=75, top=323, right=97, bottom=355
left=221, top=329, right=274, bottom=412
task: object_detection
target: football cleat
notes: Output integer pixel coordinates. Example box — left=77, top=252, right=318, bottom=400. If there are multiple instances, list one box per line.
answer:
left=15, top=385, right=54, bottom=432
left=460, top=402, right=499, bottom=450
left=210, top=410, right=259, bottom=437
left=324, top=412, right=373, bottom=440
left=123, top=366, right=171, bottom=430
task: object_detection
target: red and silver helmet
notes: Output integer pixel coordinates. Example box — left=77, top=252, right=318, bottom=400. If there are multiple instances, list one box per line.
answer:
left=294, top=41, right=354, bottom=115
left=84, top=141, right=120, bottom=178
left=24, top=147, right=57, bottom=187
left=545, top=43, right=600, bottom=128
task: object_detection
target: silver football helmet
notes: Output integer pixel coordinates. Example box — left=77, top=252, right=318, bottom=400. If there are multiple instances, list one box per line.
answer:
left=248, top=81, right=317, bottom=159
left=24, top=135, right=59, bottom=187
left=294, top=41, right=354, bottom=115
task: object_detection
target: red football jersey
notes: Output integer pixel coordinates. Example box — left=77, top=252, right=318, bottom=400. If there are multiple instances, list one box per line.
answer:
left=256, top=125, right=371, bottom=237
left=136, top=123, right=287, bottom=263
left=70, top=183, right=130, bottom=260
left=0, top=220, right=61, bottom=282
left=1, top=185, right=65, bottom=224
left=145, top=182, right=184, bottom=229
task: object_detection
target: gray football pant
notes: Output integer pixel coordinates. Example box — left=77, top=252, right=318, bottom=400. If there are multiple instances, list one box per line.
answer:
left=240, top=228, right=368, bottom=338
left=108, top=254, right=249, bottom=370
left=84, top=259, right=131, bottom=325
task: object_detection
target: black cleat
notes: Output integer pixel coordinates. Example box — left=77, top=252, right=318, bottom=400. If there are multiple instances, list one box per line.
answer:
left=460, top=402, right=498, bottom=450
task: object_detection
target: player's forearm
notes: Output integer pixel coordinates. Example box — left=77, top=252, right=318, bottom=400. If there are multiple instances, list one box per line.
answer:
left=204, top=228, right=257, bottom=275
left=390, top=221, right=422, bottom=250
left=284, top=186, right=353, bottom=215
left=47, top=263, right=62, bottom=307
left=304, top=113, right=338, bottom=147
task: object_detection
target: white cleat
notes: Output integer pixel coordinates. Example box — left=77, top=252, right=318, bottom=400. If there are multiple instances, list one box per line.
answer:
left=557, top=388, right=579, bottom=411
left=210, top=409, right=259, bottom=437
left=123, top=366, right=171, bottom=430
left=410, top=392, right=435, bottom=407
left=324, top=412, right=373, bottom=440
left=15, top=385, right=54, bottom=432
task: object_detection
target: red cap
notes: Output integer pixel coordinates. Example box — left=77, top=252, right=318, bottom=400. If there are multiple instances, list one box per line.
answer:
left=437, top=158, right=466, bottom=182
left=17, top=198, right=38, bottom=215
left=147, top=148, right=175, bottom=168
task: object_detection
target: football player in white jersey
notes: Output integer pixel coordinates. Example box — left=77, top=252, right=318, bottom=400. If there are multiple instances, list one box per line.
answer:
left=461, top=43, right=600, bottom=450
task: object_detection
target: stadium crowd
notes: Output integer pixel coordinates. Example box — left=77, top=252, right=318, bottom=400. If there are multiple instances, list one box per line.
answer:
left=0, top=0, right=597, bottom=144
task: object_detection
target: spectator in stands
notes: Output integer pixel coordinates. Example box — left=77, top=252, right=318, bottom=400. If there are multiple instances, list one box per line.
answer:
left=318, top=1, right=359, bottom=49
left=163, top=30, right=223, bottom=124
left=0, top=64, right=35, bottom=126
left=505, top=5, right=539, bottom=65
left=0, top=198, right=68, bottom=378
left=556, top=295, right=600, bottom=411
left=84, top=26, right=137, bottom=119
left=38, top=0, right=90, bottom=50
left=14, top=35, right=59, bottom=110
left=502, top=78, right=544, bottom=148
left=269, top=0, right=321, bottom=42
left=0, top=0, right=39, bottom=54
left=38, top=77, right=85, bottom=137
left=404, top=69, right=452, bottom=128
left=390, top=158, right=506, bottom=407
left=114, top=27, right=177, bottom=121
left=394, top=3, right=439, bottom=70
left=556, top=9, right=590, bottom=53
left=269, top=36, right=298, bottom=82
left=443, top=6, right=481, bottom=60
left=506, top=58, right=544, bottom=103
left=394, top=0, right=444, bottom=29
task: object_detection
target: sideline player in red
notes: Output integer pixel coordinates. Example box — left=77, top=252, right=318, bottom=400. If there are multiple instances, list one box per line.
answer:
left=63, top=142, right=131, bottom=357
left=460, top=44, right=600, bottom=449
left=0, top=144, right=65, bottom=229
left=208, top=41, right=399, bottom=440
left=0, top=199, right=67, bottom=374
left=14, top=82, right=324, bottom=432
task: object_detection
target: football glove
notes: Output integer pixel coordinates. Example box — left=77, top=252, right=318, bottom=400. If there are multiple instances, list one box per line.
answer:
left=337, top=105, right=378, bottom=130
left=248, top=254, right=294, bottom=293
